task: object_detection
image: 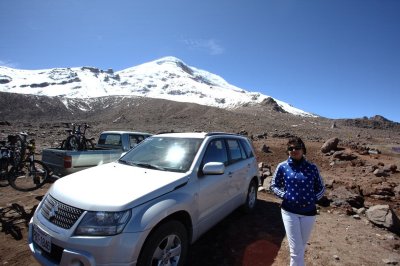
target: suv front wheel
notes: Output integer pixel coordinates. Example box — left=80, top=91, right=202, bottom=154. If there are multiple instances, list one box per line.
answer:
left=138, top=220, right=188, bottom=266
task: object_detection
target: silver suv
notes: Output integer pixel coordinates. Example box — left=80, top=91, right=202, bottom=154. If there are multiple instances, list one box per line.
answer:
left=29, top=132, right=259, bottom=265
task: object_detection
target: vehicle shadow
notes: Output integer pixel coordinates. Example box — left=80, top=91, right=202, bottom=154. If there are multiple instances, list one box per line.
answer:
left=187, top=197, right=285, bottom=266
left=0, top=202, right=39, bottom=240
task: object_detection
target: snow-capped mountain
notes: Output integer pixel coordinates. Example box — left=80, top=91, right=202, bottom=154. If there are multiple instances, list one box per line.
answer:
left=0, top=56, right=316, bottom=117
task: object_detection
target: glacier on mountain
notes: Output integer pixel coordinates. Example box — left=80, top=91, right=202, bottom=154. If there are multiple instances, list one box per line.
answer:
left=0, top=56, right=316, bottom=117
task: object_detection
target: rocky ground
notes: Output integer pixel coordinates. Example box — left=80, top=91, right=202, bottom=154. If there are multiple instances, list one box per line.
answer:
left=0, top=95, right=400, bottom=265
left=0, top=129, right=399, bottom=265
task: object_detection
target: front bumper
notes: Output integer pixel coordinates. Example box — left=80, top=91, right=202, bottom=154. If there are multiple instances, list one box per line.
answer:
left=28, top=217, right=146, bottom=266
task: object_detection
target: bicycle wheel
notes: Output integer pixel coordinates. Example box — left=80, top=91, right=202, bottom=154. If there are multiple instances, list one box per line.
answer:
left=84, top=139, right=95, bottom=150
left=8, top=160, right=49, bottom=191
left=0, top=158, right=10, bottom=187
left=60, top=139, right=67, bottom=149
left=65, top=135, right=79, bottom=151
left=0, top=170, right=9, bottom=187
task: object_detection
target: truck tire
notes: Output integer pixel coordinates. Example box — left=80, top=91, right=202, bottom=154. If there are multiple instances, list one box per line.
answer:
left=137, top=220, right=188, bottom=266
left=241, top=179, right=258, bottom=213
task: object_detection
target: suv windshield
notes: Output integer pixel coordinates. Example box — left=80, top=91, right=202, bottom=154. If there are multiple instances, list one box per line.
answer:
left=119, top=137, right=203, bottom=172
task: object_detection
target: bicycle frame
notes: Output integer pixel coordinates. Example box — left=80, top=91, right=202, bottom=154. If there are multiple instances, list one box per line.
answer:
left=63, top=123, right=94, bottom=151
left=6, top=133, right=50, bottom=191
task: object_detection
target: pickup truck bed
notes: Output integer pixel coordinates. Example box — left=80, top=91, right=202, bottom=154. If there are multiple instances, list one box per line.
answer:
left=42, top=148, right=124, bottom=177
left=42, top=131, right=152, bottom=177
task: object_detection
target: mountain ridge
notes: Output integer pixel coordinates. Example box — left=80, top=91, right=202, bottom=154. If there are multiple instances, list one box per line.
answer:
left=0, top=56, right=315, bottom=117
left=1, top=56, right=397, bottom=124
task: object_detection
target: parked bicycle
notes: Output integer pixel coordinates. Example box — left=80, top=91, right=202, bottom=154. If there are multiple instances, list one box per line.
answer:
left=0, top=140, right=11, bottom=187
left=1, top=133, right=50, bottom=191
left=61, top=123, right=95, bottom=151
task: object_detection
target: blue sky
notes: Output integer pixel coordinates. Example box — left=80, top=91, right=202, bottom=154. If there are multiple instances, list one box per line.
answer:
left=1, top=0, right=399, bottom=122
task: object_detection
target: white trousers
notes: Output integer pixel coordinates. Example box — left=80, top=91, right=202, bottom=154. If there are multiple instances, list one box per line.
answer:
left=281, top=209, right=316, bottom=266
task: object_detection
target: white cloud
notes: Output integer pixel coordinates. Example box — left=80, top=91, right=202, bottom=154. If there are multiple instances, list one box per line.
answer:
left=182, top=39, right=224, bottom=55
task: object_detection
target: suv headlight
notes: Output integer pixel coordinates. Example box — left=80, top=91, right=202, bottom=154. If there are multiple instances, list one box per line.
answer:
left=75, top=210, right=131, bottom=236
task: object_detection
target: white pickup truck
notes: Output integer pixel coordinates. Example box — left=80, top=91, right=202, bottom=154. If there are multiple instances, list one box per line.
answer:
left=29, top=132, right=260, bottom=266
left=42, top=131, right=152, bottom=177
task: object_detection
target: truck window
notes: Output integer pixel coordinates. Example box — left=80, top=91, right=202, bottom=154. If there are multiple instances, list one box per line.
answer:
left=98, top=134, right=121, bottom=146
left=130, top=135, right=139, bottom=148
left=129, top=135, right=145, bottom=148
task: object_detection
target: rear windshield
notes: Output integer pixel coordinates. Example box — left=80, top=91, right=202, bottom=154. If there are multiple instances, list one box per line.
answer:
left=98, top=134, right=121, bottom=146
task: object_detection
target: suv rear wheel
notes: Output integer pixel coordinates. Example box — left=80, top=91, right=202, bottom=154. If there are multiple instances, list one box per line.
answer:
left=138, top=220, right=188, bottom=266
left=242, top=179, right=258, bottom=213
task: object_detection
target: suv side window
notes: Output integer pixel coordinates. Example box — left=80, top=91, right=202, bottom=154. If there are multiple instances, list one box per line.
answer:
left=202, top=139, right=228, bottom=165
left=226, top=139, right=246, bottom=163
left=240, top=139, right=254, bottom=158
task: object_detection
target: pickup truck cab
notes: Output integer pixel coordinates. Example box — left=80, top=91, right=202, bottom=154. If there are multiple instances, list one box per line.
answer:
left=42, top=131, right=152, bottom=177
left=29, top=132, right=259, bottom=266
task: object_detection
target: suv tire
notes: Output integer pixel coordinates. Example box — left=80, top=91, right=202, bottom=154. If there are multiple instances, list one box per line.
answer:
left=242, top=179, right=258, bottom=213
left=138, top=220, right=188, bottom=266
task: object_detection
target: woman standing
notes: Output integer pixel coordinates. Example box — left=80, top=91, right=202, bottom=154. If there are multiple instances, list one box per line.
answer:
left=270, top=137, right=325, bottom=266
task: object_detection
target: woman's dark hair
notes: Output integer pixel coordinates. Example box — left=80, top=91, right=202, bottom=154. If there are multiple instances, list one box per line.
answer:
left=287, top=137, right=307, bottom=155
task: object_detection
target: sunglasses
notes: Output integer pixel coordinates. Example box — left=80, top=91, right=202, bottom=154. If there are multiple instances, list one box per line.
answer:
left=287, top=146, right=302, bottom=152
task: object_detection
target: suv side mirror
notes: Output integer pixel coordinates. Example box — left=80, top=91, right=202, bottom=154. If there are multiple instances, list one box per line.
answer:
left=202, top=162, right=225, bottom=175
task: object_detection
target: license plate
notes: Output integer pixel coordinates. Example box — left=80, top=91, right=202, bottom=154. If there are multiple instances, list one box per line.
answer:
left=32, top=224, right=51, bottom=253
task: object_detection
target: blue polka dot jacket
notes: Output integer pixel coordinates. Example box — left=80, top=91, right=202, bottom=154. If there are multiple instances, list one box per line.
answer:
left=270, top=157, right=325, bottom=215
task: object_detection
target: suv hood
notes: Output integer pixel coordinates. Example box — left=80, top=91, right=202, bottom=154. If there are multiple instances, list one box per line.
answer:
left=48, top=162, right=189, bottom=211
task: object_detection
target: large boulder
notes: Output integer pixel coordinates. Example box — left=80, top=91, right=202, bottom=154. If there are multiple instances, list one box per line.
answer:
left=394, top=185, right=400, bottom=199
left=383, top=164, right=398, bottom=173
left=373, top=168, right=389, bottom=177
left=332, top=151, right=358, bottom=161
left=366, top=205, right=400, bottom=235
left=362, top=182, right=394, bottom=198
left=328, top=186, right=364, bottom=208
left=321, top=137, right=339, bottom=153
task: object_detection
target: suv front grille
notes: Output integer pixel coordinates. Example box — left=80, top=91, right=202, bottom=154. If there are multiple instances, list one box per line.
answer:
left=40, top=195, right=84, bottom=229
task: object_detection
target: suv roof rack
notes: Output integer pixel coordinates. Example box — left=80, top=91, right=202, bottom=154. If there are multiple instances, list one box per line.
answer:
left=156, top=130, right=177, bottom=135
left=206, top=132, right=240, bottom=137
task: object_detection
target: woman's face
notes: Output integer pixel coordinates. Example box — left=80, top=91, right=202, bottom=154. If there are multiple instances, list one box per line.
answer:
left=287, top=145, right=304, bottom=160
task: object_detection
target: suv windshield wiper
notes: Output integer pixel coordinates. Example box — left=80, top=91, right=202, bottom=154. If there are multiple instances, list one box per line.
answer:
left=118, top=159, right=133, bottom=165
left=132, top=162, right=166, bottom=171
